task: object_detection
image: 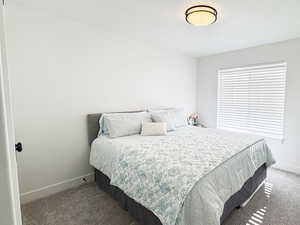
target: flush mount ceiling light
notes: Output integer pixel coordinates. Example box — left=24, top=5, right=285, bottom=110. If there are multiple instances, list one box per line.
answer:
left=185, top=5, right=217, bottom=26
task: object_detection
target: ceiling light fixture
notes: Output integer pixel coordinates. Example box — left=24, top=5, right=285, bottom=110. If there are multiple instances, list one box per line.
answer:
left=185, top=5, right=217, bottom=26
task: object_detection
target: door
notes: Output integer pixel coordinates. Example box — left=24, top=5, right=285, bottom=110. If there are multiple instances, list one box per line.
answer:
left=0, top=2, right=22, bottom=225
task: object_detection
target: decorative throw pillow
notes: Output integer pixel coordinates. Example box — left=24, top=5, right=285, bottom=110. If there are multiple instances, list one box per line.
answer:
left=141, top=122, right=167, bottom=136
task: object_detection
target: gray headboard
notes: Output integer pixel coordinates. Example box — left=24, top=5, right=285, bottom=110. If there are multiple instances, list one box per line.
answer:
left=87, top=113, right=103, bottom=145
left=87, top=110, right=144, bottom=146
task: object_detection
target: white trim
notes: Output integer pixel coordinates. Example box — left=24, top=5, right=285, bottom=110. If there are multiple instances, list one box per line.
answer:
left=272, top=163, right=300, bottom=176
left=0, top=4, right=22, bottom=225
left=219, top=61, right=287, bottom=73
left=20, top=173, right=94, bottom=204
left=217, top=62, right=287, bottom=140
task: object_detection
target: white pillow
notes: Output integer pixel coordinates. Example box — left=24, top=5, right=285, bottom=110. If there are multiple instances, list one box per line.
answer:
left=103, top=112, right=151, bottom=138
left=141, top=122, right=167, bottom=136
left=151, top=111, right=176, bottom=131
left=169, top=108, right=188, bottom=128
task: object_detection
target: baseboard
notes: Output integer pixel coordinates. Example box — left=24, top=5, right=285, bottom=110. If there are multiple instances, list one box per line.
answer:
left=20, top=173, right=94, bottom=204
left=19, top=164, right=298, bottom=205
left=272, top=163, right=300, bottom=176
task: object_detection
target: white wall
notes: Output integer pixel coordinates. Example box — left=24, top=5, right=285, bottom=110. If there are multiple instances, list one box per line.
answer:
left=4, top=3, right=197, bottom=201
left=197, top=38, right=300, bottom=175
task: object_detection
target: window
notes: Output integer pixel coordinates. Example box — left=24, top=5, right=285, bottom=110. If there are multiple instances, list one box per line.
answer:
left=217, top=62, right=286, bottom=139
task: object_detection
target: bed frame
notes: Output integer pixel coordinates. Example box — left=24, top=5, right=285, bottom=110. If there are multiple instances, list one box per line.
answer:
left=87, top=113, right=267, bottom=225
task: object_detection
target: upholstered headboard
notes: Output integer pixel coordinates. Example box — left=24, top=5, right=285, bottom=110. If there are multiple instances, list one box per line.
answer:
left=87, top=110, right=144, bottom=146
left=87, top=113, right=103, bottom=145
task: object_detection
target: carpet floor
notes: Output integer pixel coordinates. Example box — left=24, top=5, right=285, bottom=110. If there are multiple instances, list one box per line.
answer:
left=22, top=168, right=300, bottom=225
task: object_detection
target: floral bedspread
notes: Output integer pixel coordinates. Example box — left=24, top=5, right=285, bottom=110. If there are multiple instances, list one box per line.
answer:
left=110, top=128, right=267, bottom=225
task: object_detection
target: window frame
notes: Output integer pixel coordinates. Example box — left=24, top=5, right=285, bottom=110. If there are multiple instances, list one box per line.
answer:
left=217, top=62, right=287, bottom=140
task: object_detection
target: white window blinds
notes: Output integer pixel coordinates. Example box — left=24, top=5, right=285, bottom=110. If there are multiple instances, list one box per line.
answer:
left=217, top=62, right=287, bottom=140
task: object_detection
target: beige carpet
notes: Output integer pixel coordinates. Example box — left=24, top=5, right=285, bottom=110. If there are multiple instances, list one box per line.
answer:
left=22, top=168, right=300, bottom=225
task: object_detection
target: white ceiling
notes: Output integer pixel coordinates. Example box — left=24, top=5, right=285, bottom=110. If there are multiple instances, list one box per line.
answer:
left=11, top=0, right=300, bottom=57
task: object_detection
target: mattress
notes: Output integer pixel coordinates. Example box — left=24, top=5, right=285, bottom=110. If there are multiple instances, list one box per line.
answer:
left=90, top=126, right=275, bottom=225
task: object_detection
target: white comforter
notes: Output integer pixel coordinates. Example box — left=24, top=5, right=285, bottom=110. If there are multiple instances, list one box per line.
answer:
left=90, top=126, right=275, bottom=225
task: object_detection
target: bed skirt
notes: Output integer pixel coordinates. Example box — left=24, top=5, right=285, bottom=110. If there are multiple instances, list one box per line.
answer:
left=95, top=163, right=267, bottom=225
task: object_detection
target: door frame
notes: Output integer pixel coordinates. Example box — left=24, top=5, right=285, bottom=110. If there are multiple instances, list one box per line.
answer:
left=0, top=2, right=22, bottom=225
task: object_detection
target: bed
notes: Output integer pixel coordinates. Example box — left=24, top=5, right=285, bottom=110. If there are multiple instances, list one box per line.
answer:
left=87, top=112, right=275, bottom=225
